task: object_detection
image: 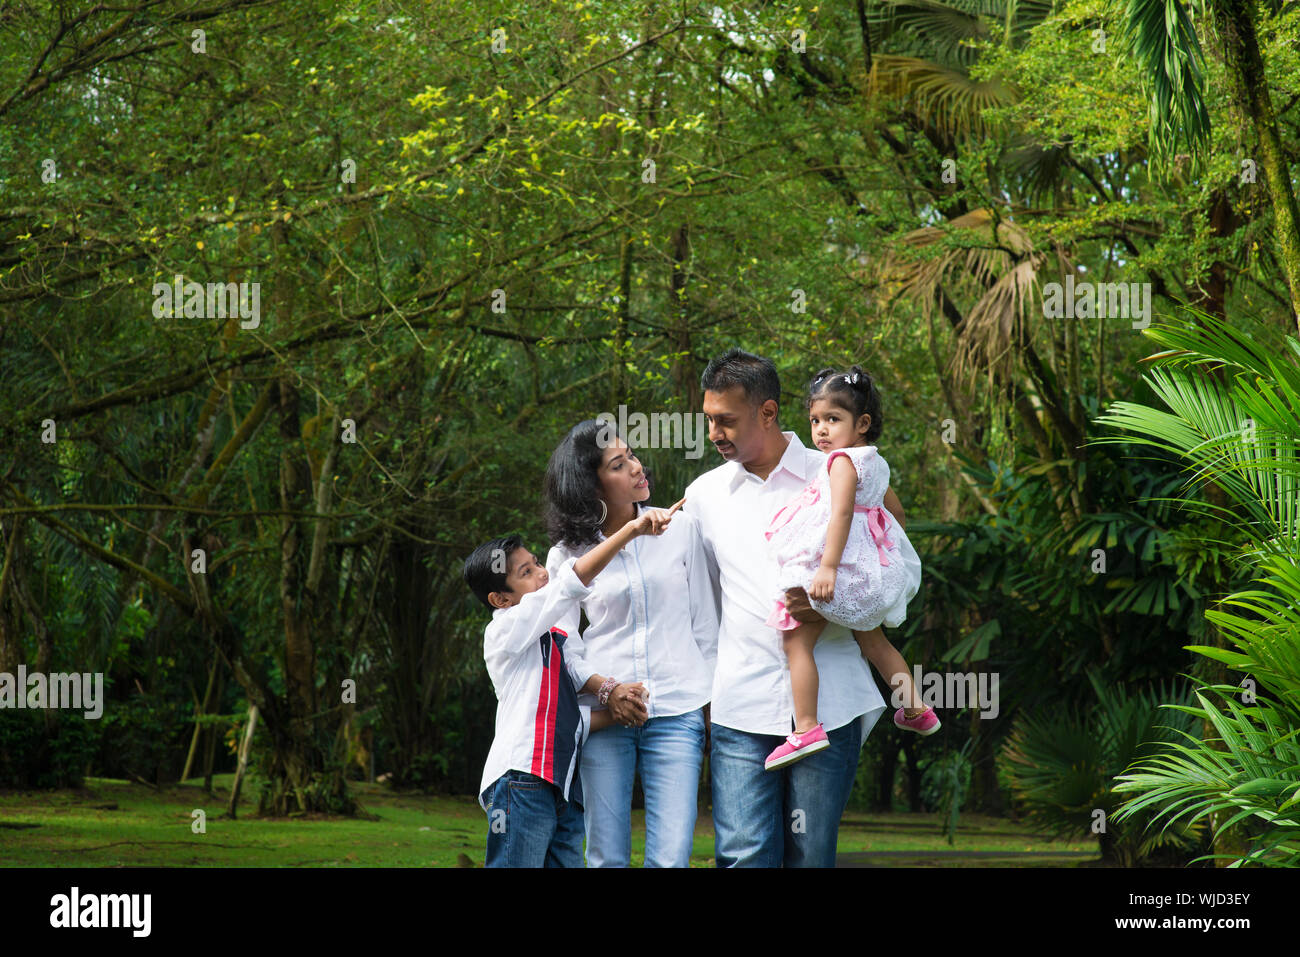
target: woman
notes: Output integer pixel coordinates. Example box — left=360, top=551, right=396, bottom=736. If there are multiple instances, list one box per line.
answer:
left=543, top=419, right=718, bottom=867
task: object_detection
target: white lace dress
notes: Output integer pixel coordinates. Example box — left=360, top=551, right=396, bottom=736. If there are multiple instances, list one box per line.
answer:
left=764, top=445, right=921, bottom=632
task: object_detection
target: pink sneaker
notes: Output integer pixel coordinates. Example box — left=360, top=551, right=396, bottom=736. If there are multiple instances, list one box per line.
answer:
left=764, top=723, right=830, bottom=771
left=894, top=707, right=940, bottom=735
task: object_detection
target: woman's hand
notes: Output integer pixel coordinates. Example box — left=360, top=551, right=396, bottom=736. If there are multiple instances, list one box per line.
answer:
left=808, top=565, right=837, bottom=602
left=608, top=681, right=649, bottom=727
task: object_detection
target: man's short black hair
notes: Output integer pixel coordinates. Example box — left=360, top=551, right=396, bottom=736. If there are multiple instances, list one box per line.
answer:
left=700, top=348, right=780, bottom=409
left=463, top=534, right=525, bottom=609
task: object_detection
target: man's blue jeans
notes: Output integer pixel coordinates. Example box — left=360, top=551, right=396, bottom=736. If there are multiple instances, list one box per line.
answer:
left=483, top=770, right=585, bottom=868
left=580, top=707, right=706, bottom=867
left=710, top=717, right=864, bottom=867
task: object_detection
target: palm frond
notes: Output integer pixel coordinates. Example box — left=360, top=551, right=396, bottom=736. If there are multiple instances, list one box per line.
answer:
left=1122, top=0, right=1212, bottom=173
left=868, top=54, right=1016, bottom=140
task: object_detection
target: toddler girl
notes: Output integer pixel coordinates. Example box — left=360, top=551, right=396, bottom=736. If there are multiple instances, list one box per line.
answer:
left=763, top=366, right=938, bottom=770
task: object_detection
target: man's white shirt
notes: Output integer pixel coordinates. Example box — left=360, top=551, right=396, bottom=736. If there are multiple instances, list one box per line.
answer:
left=684, top=431, right=885, bottom=739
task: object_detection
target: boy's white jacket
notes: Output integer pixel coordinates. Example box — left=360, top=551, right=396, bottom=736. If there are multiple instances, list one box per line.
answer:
left=478, top=557, right=594, bottom=810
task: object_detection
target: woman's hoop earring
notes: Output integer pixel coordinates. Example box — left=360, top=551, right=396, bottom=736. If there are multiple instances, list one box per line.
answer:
left=595, top=499, right=608, bottom=525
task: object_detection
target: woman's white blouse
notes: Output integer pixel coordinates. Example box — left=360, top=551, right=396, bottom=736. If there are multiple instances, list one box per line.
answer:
left=545, top=504, right=719, bottom=719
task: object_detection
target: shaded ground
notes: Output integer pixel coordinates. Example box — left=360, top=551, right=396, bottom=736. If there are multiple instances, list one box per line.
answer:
left=0, top=776, right=1098, bottom=867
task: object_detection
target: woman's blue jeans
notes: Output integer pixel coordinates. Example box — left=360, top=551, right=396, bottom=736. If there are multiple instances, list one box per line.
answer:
left=580, top=707, right=706, bottom=867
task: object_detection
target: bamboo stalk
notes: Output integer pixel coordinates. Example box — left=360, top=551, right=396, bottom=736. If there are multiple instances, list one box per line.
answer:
left=226, top=705, right=258, bottom=819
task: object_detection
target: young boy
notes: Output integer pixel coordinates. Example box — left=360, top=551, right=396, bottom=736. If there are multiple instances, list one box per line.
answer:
left=463, top=499, right=683, bottom=867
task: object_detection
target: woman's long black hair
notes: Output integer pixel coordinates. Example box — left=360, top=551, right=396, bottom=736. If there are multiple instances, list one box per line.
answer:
left=544, top=419, right=654, bottom=549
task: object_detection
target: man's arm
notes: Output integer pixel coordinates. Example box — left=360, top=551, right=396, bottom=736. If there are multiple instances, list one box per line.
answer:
left=684, top=512, right=720, bottom=672
left=683, top=490, right=723, bottom=628
left=884, top=484, right=906, bottom=530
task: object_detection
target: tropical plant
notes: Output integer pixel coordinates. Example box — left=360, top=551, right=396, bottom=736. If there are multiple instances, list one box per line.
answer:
left=1097, top=309, right=1300, bottom=865
left=1124, top=0, right=1300, bottom=330
left=921, top=736, right=974, bottom=844
left=999, top=671, right=1207, bottom=865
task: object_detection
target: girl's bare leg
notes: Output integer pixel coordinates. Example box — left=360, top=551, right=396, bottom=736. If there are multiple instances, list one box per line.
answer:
left=854, top=627, right=926, bottom=715
left=784, top=620, right=827, bottom=733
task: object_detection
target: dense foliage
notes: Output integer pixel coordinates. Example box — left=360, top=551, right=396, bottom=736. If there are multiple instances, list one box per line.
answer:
left=1, top=0, right=1296, bottom=862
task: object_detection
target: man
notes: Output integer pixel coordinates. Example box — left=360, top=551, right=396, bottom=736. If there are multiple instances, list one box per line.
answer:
left=684, top=348, right=885, bottom=867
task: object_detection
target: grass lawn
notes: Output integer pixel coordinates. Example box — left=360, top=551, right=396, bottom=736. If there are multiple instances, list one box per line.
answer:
left=0, top=775, right=1098, bottom=867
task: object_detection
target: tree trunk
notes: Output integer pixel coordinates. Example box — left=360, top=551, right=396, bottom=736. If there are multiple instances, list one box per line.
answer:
left=226, top=705, right=258, bottom=819
left=257, top=375, right=352, bottom=815
left=1211, top=0, right=1300, bottom=334
left=181, top=655, right=219, bottom=782
left=203, top=666, right=223, bottom=795
left=0, top=518, right=26, bottom=675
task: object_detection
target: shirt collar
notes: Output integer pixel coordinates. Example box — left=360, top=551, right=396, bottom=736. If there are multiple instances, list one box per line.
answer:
left=726, top=431, right=808, bottom=490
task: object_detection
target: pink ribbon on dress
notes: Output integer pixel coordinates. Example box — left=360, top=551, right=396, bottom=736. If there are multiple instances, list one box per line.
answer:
left=765, top=481, right=820, bottom=541
left=856, top=505, right=895, bottom=568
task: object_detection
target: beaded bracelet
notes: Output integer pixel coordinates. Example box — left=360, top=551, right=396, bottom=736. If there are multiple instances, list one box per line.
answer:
left=596, top=677, right=620, bottom=706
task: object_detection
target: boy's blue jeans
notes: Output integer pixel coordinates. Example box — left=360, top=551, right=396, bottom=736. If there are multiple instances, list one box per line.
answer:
left=483, top=770, right=584, bottom=867
left=709, top=718, right=864, bottom=867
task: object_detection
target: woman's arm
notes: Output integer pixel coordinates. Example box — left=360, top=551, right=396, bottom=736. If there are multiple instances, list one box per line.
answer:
left=809, top=453, right=858, bottom=600
left=579, top=673, right=647, bottom=726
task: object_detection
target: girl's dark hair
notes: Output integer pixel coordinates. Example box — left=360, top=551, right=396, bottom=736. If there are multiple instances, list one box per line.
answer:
left=806, top=365, right=883, bottom=442
left=544, top=419, right=654, bottom=548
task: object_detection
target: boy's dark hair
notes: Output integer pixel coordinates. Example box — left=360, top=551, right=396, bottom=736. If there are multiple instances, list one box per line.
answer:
left=463, top=534, right=525, bottom=609
left=544, top=419, right=654, bottom=549
left=807, top=365, right=883, bottom=442
left=700, top=348, right=780, bottom=409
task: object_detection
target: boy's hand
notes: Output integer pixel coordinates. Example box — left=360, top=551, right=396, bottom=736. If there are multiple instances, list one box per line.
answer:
left=628, top=497, right=685, bottom=537
left=809, top=565, right=837, bottom=601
